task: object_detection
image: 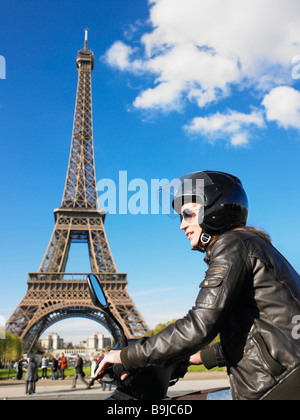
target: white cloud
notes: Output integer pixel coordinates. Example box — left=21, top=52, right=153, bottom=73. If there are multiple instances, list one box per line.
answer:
left=263, top=86, right=300, bottom=130
left=185, top=109, right=265, bottom=146
left=104, top=0, right=300, bottom=145
left=105, top=0, right=300, bottom=106
left=145, top=311, right=187, bottom=329
left=131, top=287, right=182, bottom=297
left=104, top=41, right=144, bottom=73
left=105, top=41, right=134, bottom=71
left=137, top=299, right=178, bottom=309
left=132, top=42, right=240, bottom=110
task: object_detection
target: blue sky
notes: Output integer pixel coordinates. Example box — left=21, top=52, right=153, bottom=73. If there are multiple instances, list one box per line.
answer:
left=1, top=0, right=300, bottom=344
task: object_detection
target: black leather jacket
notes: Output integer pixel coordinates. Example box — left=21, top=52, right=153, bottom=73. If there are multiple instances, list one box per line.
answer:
left=120, top=230, right=300, bottom=400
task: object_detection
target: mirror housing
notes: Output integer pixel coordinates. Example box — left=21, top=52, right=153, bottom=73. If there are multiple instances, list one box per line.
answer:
left=87, top=274, right=128, bottom=349
left=87, top=274, right=109, bottom=311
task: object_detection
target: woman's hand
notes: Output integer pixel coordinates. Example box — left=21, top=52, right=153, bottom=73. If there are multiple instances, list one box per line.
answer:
left=93, top=350, right=130, bottom=381
left=189, top=351, right=202, bottom=365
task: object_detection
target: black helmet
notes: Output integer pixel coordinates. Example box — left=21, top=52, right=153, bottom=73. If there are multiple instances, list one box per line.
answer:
left=172, top=171, right=248, bottom=236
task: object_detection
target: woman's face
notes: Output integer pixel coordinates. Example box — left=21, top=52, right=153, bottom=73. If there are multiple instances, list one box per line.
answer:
left=180, top=203, right=202, bottom=248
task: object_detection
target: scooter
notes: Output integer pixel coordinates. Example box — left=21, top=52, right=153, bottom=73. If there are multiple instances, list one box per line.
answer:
left=87, top=274, right=227, bottom=401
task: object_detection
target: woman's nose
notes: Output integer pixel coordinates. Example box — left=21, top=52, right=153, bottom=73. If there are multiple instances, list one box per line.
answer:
left=180, top=217, right=188, bottom=230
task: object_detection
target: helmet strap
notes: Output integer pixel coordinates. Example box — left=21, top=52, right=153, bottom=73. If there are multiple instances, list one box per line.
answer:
left=192, top=232, right=212, bottom=253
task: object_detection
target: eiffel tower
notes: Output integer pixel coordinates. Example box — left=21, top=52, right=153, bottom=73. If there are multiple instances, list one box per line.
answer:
left=6, top=30, right=149, bottom=352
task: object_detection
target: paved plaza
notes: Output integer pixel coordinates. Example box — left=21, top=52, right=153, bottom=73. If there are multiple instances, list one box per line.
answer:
left=0, top=372, right=229, bottom=400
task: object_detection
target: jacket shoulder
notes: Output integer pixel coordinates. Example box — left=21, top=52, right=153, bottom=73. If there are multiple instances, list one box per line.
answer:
left=211, top=230, right=256, bottom=254
left=208, top=230, right=252, bottom=269
left=214, top=230, right=267, bottom=252
left=221, top=230, right=259, bottom=242
left=209, top=230, right=266, bottom=267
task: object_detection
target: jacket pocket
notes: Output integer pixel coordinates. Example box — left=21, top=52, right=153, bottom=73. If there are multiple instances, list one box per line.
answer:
left=199, top=277, right=224, bottom=289
left=201, top=264, right=231, bottom=287
left=253, top=332, right=286, bottom=376
left=197, top=264, right=231, bottom=308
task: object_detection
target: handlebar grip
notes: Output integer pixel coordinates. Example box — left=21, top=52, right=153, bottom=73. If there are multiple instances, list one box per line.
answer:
left=119, top=336, right=128, bottom=349
left=113, top=364, right=134, bottom=387
left=113, top=364, right=126, bottom=376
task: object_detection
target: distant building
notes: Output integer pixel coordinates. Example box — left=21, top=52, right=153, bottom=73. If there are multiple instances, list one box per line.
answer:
left=40, top=333, right=63, bottom=351
left=86, top=332, right=112, bottom=351
left=39, top=332, right=114, bottom=358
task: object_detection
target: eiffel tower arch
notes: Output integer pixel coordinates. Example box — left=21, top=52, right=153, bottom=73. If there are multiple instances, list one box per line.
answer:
left=6, top=30, right=149, bottom=352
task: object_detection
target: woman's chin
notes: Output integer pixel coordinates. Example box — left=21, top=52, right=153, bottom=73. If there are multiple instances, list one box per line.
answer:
left=190, top=237, right=200, bottom=248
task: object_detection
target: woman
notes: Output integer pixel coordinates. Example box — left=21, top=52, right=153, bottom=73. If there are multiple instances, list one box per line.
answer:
left=51, top=356, right=59, bottom=380
left=25, top=357, right=37, bottom=395
left=41, top=356, right=48, bottom=379
left=59, top=353, right=68, bottom=380
left=95, top=171, right=300, bottom=400
left=14, top=358, right=24, bottom=380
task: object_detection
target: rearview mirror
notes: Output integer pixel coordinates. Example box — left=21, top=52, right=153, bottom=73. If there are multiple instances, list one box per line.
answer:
left=87, top=274, right=109, bottom=311
left=87, top=274, right=128, bottom=349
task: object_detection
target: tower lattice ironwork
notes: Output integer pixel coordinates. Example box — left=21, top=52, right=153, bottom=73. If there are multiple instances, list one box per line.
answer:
left=6, top=30, right=149, bottom=352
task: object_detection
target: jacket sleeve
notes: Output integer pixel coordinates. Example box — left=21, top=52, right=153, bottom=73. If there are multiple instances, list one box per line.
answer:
left=120, top=232, right=250, bottom=371
left=201, top=342, right=226, bottom=370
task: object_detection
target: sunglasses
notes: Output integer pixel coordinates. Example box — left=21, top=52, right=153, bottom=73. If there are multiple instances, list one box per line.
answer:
left=180, top=208, right=200, bottom=224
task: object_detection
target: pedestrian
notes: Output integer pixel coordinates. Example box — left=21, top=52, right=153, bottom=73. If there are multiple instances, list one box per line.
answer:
left=71, top=354, right=90, bottom=389
left=91, top=357, right=97, bottom=377
left=51, top=356, right=59, bottom=380
left=59, top=353, right=68, bottom=380
left=41, top=356, right=48, bottom=379
left=102, top=382, right=112, bottom=392
left=94, top=171, right=300, bottom=401
left=25, top=357, right=38, bottom=395
left=14, top=358, right=24, bottom=380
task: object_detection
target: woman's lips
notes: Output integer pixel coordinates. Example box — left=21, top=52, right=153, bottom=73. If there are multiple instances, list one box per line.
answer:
left=186, top=231, right=194, bottom=240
